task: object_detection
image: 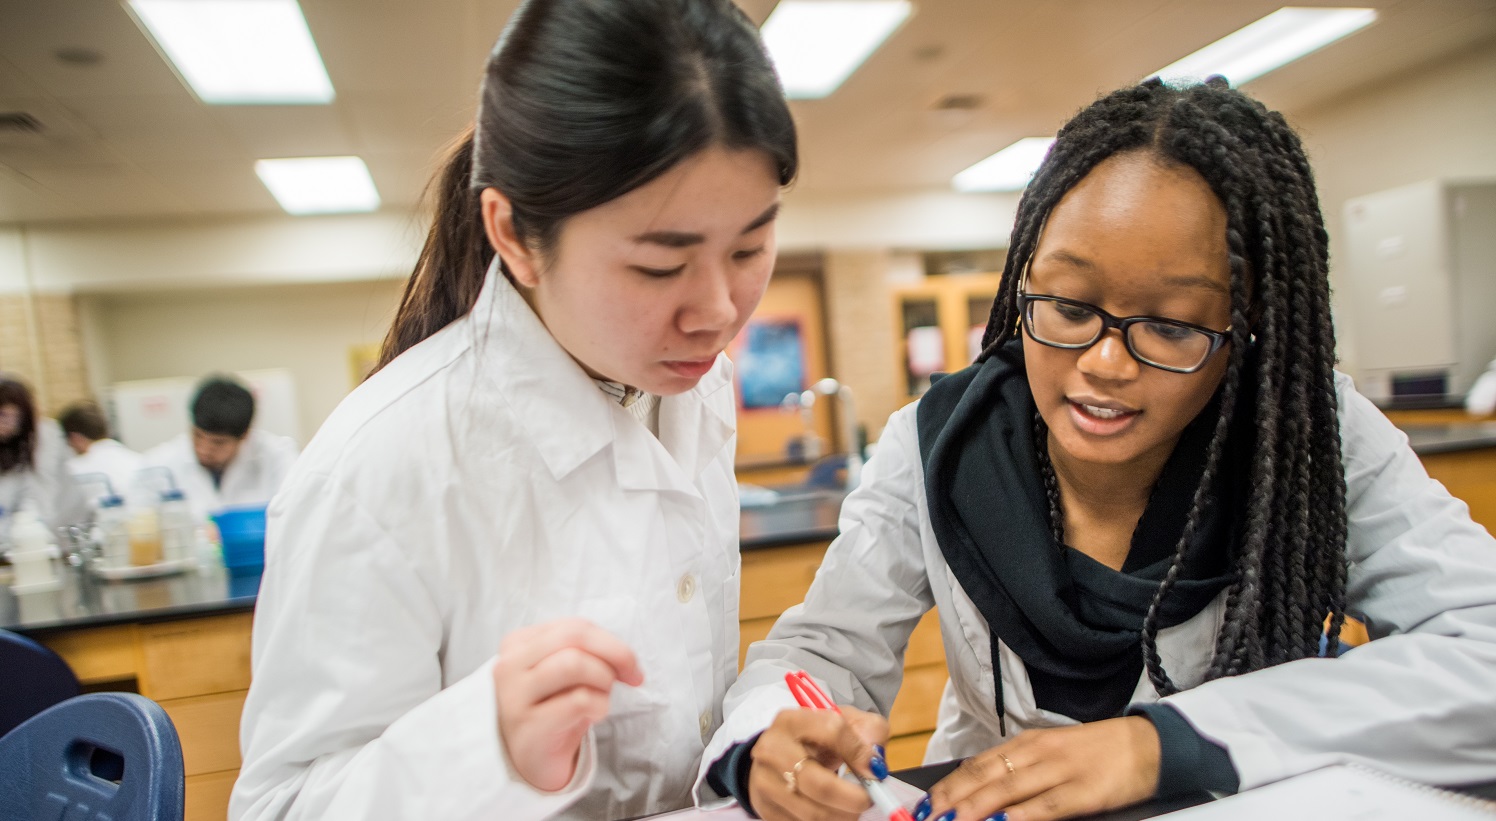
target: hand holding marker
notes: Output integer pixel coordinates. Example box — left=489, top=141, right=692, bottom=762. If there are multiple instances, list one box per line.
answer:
left=785, top=670, right=916, bottom=821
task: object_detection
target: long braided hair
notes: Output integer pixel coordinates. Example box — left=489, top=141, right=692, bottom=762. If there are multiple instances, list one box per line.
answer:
left=979, top=77, right=1348, bottom=693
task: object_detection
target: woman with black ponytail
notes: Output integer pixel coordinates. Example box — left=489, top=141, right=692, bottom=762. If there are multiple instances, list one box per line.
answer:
left=232, top=1, right=796, bottom=818
left=704, top=78, right=1496, bottom=821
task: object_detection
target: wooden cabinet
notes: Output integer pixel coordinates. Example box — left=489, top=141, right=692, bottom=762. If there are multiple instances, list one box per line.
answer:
left=39, top=612, right=253, bottom=821
left=740, top=542, right=947, bottom=770
left=892, top=273, right=1003, bottom=398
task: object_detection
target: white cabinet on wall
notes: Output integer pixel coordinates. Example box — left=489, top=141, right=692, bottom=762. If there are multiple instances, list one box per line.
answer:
left=1343, top=180, right=1496, bottom=401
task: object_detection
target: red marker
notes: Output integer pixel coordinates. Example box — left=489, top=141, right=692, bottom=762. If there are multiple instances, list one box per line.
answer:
left=785, top=671, right=916, bottom=821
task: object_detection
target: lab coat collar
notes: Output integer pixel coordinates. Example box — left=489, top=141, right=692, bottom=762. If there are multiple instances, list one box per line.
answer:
left=472, top=260, right=733, bottom=490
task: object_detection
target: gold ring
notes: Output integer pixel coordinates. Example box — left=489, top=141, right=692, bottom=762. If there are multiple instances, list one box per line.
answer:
left=998, top=752, right=1017, bottom=775
left=784, top=756, right=813, bottom=794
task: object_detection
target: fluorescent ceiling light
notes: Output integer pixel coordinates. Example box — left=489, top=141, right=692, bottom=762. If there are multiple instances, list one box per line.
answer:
left=953, top=137, right=1056, bottom=193
left=1150, top=7, right=1377, bottom=87
left=762, top=1, right=912, bottom=99
left=128, top=0, right=335, bottom=104
left=255, top=157, right=380, bottom=215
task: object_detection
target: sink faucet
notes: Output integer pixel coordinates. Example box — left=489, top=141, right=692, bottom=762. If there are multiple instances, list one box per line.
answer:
left=783, top=378, right=863, bottom=489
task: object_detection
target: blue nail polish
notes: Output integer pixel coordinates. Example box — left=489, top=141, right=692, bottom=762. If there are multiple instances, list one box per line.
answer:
left=870, top=754, right=889, bottom=780
left=935, top=811, right=957, bottom=821
left=984, top=814, right=1009, bottom=821
left=876, top=743, right=887, bottom=758
left=913, top=796, right=932, bottom=821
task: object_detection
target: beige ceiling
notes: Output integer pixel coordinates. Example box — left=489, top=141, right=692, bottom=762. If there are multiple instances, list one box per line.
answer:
left=1, top=0, right=1493, bottom=224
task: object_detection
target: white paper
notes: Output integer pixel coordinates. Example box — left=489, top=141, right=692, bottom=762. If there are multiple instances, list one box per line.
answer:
left=1156, top=765, right=1495, bottom=820
left=646, top=777, right=925, bottom=820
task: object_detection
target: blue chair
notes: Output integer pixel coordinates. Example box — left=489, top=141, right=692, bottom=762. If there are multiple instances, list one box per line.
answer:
left=0, top=629, right=81, bottom=739
left=0, top=692, right=185, bottom=821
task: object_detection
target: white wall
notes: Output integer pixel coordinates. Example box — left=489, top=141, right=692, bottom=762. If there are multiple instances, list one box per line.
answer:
left=1288, top=41, right=1496, bottom=376
left=79, top=279, right=406, bottom=442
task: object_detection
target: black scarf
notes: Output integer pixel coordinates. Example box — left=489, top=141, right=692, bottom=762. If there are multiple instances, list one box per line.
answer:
left=917, top=340, right=1239, bottom=725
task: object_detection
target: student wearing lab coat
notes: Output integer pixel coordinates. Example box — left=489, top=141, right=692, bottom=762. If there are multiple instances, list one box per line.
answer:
left=59, top=400, right=145, bottom=505
left=230, top=1, right=796, bottom=819
left=0, top=374, right=89, bottom=535
left=143, top=376, right=299, bottom=523
left=701, top=79, right=1496, bottom=821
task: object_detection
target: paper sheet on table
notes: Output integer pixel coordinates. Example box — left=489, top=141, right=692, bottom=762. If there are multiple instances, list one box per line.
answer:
left=645, top=776, right=925, bottom=820
left=1154, top=764, right=1496, bottom=820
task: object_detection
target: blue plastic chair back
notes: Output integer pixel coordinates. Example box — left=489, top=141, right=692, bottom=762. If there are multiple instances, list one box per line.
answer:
left=0, top=692, right=185, bottom=821
left=0, top=629, right=82, bottom=739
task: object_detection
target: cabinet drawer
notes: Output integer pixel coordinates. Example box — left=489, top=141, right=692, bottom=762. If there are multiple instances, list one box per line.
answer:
left=738, top=615, right=777, bottom=669
left=888, top=663, right=947, bottom=738
left=185, top=769, right=239, bottom=821
left=885, top=731, right=934, bottom=771
left=139, top=612, right=254, bottom=700
left=161, top=690, right=248, bottom=776
left=905, top=609, right=944, bottom=668
left=739, top=542, right=829, bottom=620
left=40, top=625, right=140, bottom=684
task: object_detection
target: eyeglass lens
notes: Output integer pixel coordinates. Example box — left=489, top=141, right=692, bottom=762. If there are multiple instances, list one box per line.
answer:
left=1026, top=299, right=1214, bottom=370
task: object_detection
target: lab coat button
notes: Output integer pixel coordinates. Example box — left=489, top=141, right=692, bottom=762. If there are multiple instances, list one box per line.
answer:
left=699, top=710, right=712, bottom=738
left=677, top=573, right=697, bottom=603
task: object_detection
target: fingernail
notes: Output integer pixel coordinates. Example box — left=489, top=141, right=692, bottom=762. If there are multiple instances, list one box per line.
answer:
left=875, top=743, right=887, bottom=758
left=913, top=796, right=932, bottom=821
left=985, top=814, right=1008, bottom=821
left=870, top=754, right=889, bottom=781
left=935, top=812, right=957, bottom=821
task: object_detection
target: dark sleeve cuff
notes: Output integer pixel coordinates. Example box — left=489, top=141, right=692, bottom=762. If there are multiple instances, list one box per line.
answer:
left=1128, top=703, right=1240, bottom=797
left=706, top=732, right=763, bottom=818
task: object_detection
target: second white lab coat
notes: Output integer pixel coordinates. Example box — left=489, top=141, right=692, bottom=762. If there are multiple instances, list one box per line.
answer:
left=231, top=264, right=743, bottom=821
left=67, top=438, right=146, bottom=505
left=701, top=372, right=1496, bottom=805
left=143, top=428, right=299, bottom=523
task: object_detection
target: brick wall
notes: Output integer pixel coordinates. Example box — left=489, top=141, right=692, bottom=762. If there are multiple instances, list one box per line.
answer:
left=0, top=292, right=92, bottom=414
left=822, top=249, right=921, bottom=441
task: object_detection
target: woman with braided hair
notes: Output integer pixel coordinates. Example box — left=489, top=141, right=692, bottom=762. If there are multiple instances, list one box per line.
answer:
left=696, top=77, right=1496, bottom=821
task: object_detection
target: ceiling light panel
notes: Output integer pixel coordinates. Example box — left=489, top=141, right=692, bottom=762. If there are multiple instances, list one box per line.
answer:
left=128, top=0, right=335, bottom=104
left=762, top=1, right=912, bottom=99
left=953, top=137, right=1056, bottom=193
left=255, top=156, right=380, bottom=215
left=1150, top=7, right=1378, bottom=87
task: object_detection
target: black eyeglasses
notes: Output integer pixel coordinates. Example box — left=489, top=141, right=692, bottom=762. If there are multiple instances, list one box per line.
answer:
left=1017, top=293, right=1231, bottom=373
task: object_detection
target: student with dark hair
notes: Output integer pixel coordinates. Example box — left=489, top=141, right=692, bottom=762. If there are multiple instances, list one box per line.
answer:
left=59, top=400, right=144, bottom=504
left=143, top=375, right=299, bottom=522
left=232, top=0, right=796, bottom=818
left=703, top=78, right=1496, bottom=821
left=0, top=374, right=89, bottom=533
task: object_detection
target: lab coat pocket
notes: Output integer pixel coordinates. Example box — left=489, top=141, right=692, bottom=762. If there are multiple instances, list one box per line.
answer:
left=577, top=595, right=672, bottom=719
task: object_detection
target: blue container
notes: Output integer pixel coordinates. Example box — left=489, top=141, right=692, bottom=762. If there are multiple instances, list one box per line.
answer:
left=212, top=505, right=268, bottom=576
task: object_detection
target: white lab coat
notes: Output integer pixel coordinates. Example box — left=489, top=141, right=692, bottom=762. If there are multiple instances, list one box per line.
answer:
left=67, top=438, right=146, bottom=505
left=143, top=428, right=299, bottom=523
left=231, top=264, right=742, bottom=821
left=0, top=419, right=90, bottom=535
left=701, top=372, right=1496, bottom=805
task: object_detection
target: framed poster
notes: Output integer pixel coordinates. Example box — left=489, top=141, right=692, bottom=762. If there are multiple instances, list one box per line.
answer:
left=734, top=317, right=806, bottom=411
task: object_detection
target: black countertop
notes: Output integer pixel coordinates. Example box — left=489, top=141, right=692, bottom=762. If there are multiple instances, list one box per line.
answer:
left=1402, top=422, right=1496, bottom=456
left=2, top=493, right=848, bottom=636
left=0, top=560, right=260, bottom=637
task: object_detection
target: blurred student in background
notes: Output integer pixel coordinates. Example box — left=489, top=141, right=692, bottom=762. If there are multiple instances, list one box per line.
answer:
left=144, top=375, right=298, bottom=522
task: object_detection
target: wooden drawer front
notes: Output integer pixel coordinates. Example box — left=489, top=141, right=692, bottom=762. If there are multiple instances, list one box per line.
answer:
left=905, top=610, right=944, bottom=668
left=162, top=690, right=248, bottom=776
left=739, top=542, right=829, bottom=620
left=739, top=615, right=777, bottom=670
left=888, top=663, right=947, bottom=738
left=139, top=613, right=254, bottom=700
left=40, top=625, right=140, bottom=684
left=885, top=731, right=934, bottom=771
left=185, top=769, right=239, bottom=821
left=1422, top=448, right=1496, bottom=535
